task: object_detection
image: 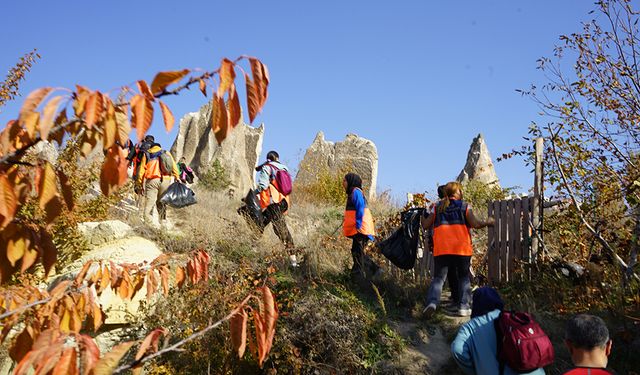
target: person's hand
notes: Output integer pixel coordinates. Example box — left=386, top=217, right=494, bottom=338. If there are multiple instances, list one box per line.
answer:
left=486, top=217, right=496, bottom=227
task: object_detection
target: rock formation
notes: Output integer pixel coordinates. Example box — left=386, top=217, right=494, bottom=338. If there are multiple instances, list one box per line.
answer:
left=296, top=132, right=378, bottom=200
left=456, top=133, right=500, bottom=186
left=171, top=101, right=264, bottom=197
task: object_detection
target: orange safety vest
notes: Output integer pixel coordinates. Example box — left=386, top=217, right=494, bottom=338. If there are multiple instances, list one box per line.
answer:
left=432, top=200, right=473, bottom=256
left=258, top=176, right=290, bottom=211
left=343, top=188, right=375, bottom=237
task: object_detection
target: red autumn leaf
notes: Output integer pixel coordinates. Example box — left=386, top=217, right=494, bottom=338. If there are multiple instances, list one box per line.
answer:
left=102, top=99, right=117, bottom=150
left=134, top=328, right=166, bottom=362
left=159, top=266, right=169, bottom=296
left=159, top=100, right=175, bottom=132
left=146, top=270, right=158, bottom=300
left=19, top=87, right=52, bottom=126
left=99, top=145, right=129, bottom=196
left=260, top=286, right=278, bottom=349
left=218, top=58, right=236, bottom=96
left=52, top=347, right=78, bottom=375
left=150, top=69, right=190, bottom=95
left=244, top=74, right=261, bottom=123
left=228, top=84, right=241, bottom=128
left=92, top=341, right=135, bottom=375
left=114, top=105, right=131, bottom=146
left=8, top=326, right=34, bottom=362
left=75, top=261, right=93, bottom=285
left=130, top=94, right=154, bottom=142
left=249, top=58, right=269, bottom=107
left=210, top=93, right=229, bottom=145
left=0, top=173, right=17, bottom=229
left=230, top=308, right=248, bottom=358
left=254, top=310, right=268, bottom=368
left=137, top=80, right=155, bottom=101
left=40, top=95, right=64, bottom=141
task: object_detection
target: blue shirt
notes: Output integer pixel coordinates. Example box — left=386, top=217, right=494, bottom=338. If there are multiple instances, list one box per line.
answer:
left=350, top=188, right=374, bottom=241
left=451, top=309, right=546, bottom=375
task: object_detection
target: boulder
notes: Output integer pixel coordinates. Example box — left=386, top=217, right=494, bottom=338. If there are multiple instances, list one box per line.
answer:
left=456, top=133, right=500, bottom=186
left=171, top=102, right=264, bottom=197
left=78, top=220, right=134, bottom=247
left=296, top=132, right=378, bottom=200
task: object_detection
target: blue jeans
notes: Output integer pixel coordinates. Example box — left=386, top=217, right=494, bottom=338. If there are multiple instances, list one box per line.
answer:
left=426, top=255, right=471, bottom=309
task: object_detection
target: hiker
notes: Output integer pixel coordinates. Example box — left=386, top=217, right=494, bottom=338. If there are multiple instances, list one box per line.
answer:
left=451, top=287, right=546, bottom=375
left=255, top=151, right=297, bottom=265
left=563, top=314, right=613, bottom=374
left=130, top=135, right=156, bottom=178
left=135, top=141, right=181, bottom=226
left=421, top=181, right=494, bottom=317
left=435, top=184, right=460, bottom=308
left=343, top=173, right=381, bottom=278
left=177, top=157, right=195, bottom=184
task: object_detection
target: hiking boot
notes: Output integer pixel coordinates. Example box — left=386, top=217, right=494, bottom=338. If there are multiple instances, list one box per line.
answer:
left=422, top=303, right=437, bottom=319
left=457, top=308, right=472, bottom=317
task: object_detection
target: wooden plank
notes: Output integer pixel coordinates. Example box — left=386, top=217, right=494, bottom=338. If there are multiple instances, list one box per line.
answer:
left=489, top=201, right=500, bottom=283
left=513, top=198, right=523, bottom=279
left=532, top=137, right=544, bottom=262
left=507, top=199, right=516, bottom=281
left=500, top=200, right=508, bottom=282
left=521, top=197, right=532, bottom=281
left=487, top=201, right=496, bottom=283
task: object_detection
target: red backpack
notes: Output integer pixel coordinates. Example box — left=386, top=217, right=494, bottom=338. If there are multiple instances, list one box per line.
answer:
left=268, top=163, right=293, bottom=196
left=494, top=311, right=555, bottom=373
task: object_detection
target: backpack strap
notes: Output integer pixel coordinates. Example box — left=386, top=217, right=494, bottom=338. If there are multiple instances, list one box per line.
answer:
left=493, top=312, right=505, bottom=375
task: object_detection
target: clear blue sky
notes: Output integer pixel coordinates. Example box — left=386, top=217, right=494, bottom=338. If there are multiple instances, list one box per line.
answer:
left=1, top=0, right=598, bottom=201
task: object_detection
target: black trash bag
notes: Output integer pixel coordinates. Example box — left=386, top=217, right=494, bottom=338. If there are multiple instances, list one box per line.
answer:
left=379, top=208, right=424, bottom=270
left=159, top=182, right=197, bottom=208
left=237, top=189, right=264, bottom=233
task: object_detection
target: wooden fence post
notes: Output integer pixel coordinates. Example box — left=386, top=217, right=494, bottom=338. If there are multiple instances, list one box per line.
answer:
left=532, top=137, right=544, bottom=263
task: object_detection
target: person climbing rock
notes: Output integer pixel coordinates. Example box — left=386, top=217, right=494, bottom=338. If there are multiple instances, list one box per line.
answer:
left=343, top=173, right=381, bottom=278
left=255, top=151, right=297, bottom=266
left=421, top=181, right=494, bottom=317
left=135, top=140, right=181, bottom=227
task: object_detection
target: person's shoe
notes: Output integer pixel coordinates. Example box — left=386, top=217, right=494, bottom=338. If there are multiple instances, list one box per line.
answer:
left=422, top=303, right=437, bottom=319
left=289, top=255, right=299, bottom=268
left=457, top=308, right=472, bottom=317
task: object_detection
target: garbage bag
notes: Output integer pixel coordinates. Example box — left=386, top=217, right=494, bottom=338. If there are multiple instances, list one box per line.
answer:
left=378, top=208, right=423, bottom=270
left=159, top=182, right=197, bottom=208
left=237, top=189, right=264, bottom=232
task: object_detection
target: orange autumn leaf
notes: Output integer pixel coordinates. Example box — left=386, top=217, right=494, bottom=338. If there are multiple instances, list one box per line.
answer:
left=228, top=84, right=241, bottom=128
left=40, top=95, right=64, bottom=141
left=210, top=93, right=228, bottom=145
left=19, top=87, right=52, bottom=126
left=199, top=79, right=207, bottom=97
left=0, top=173, right=17, bottom=229
left=99, top=145, right=129, bottom=196
left=175, top=266, right=186, bottom=288
left=244, top=74, right=261, bottom=123
left=230, top=308, right=248, bottom=358
left=130, top=94, right=153, bottom=142
left=218, top=58, right=236, bottom=96
left=137, top=80, right=155, bottom=101
left=92, top=341, right=135, bottom=375
left=150, top=69, right=190, bottom=95
left=159, top=100, right=174, bottom=132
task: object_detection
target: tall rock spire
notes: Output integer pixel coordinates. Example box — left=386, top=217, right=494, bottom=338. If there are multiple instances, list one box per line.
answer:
left=456, top=134, right=500, bottom=186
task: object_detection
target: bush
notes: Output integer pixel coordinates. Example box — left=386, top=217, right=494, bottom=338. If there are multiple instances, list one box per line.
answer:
left=294, top=167, right=346, bottom=206
left=199, top=159, right=231, bottom=192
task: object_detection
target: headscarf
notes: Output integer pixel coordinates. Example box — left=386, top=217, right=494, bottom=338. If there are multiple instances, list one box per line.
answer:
left=344, top=173, right=362, bottom=195
left=471, top=286, right=504, bottom=318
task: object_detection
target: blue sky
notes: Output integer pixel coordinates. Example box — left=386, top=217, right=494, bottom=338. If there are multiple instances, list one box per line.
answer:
left=1, top=0, right=598, bottom=200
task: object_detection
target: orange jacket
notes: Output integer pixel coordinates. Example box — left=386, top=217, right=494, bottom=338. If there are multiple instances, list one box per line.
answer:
left=258, top=175, right=290, bottom=211
left=343, top=188, right=375, bottom=237
left=432, top=200, right=473, bottom=256
left=136, top=145, right=181, bottom=185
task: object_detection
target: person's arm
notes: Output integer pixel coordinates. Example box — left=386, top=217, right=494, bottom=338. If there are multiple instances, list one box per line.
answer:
left=466, top=206, right=495, bottom=229
left=352, top=189, right=366, bottom=230
left=256, top=165, right=271, bottom=191
left=451, top=323, right=476, bottom=375
left=421, top=206, right=435, bottom=230
left=170, top=156, right=181, bottom=181
left=136, top=153, right=148, bottom=186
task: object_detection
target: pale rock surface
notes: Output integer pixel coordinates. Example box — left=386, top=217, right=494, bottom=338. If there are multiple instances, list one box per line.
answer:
left=171, top=101, right=264, bottom=197
left=456, top=133, right=500, bottom=186
left=27, top=140, right=58, bottom=165
left=296, top=132, right=378, bottom=200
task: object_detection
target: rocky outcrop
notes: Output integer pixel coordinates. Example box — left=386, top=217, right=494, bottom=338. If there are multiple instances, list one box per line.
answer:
left=171, top=102, right=264, bottom=197
left=456, top=134, right=500, bottom=186
left=296, top=132, right=378, bottom=200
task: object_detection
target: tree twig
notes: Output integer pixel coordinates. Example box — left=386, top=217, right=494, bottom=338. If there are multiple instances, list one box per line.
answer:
left=0, top=297, right=52, bottom=320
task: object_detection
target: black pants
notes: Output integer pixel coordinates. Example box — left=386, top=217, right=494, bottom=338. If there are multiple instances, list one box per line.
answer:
left=262, top=200, right=294, bottom=248
left=426, top=255, right=472, bottom=309
left=350, top=233, right=380, bottom=276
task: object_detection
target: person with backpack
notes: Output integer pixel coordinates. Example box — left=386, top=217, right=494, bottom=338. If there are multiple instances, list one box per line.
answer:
left=563, top=314, right=613, bottom=374
left=421, top=181, right=494, bottom=317
left=135, top=141, right=181, bottom=226
left=343, top=173, right=381, bottom=278
left=255, top=151, right=296, bottom=265
left=131, top=135, right=156, bottom=179
left=451, top=287, right=548, bottom=375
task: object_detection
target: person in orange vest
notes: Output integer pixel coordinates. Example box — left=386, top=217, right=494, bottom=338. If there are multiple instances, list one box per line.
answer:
left=343, top=173, right=381, bottom=278
left=255, top=151, right=296, bottom=264
left=135, top=141, right=181, bottom=226
left=421, top=181, right=494, bottom=317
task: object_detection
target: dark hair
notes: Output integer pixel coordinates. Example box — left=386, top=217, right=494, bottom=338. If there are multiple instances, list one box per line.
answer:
left=344, top=173, right=362, bottom=195
left=144, top=135, right=155, bottom=143
left=266, top=151, right=279, bottom=161
left=565, top=314, right=610, bottom=349
left=471, top=287, right=504, bottom=318
left=437, top=185, right=446, bottom=199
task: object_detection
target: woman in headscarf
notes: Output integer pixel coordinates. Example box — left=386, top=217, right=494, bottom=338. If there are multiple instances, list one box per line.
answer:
left=342, top=173, right=380, bottom=277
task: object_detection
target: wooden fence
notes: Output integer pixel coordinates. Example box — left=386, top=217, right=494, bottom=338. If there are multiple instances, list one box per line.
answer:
left=486, top=196, right=536, bottom=283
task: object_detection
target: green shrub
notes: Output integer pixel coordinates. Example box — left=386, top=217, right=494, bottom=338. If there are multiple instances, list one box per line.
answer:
left=198, top=159, right=231, bottom=192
